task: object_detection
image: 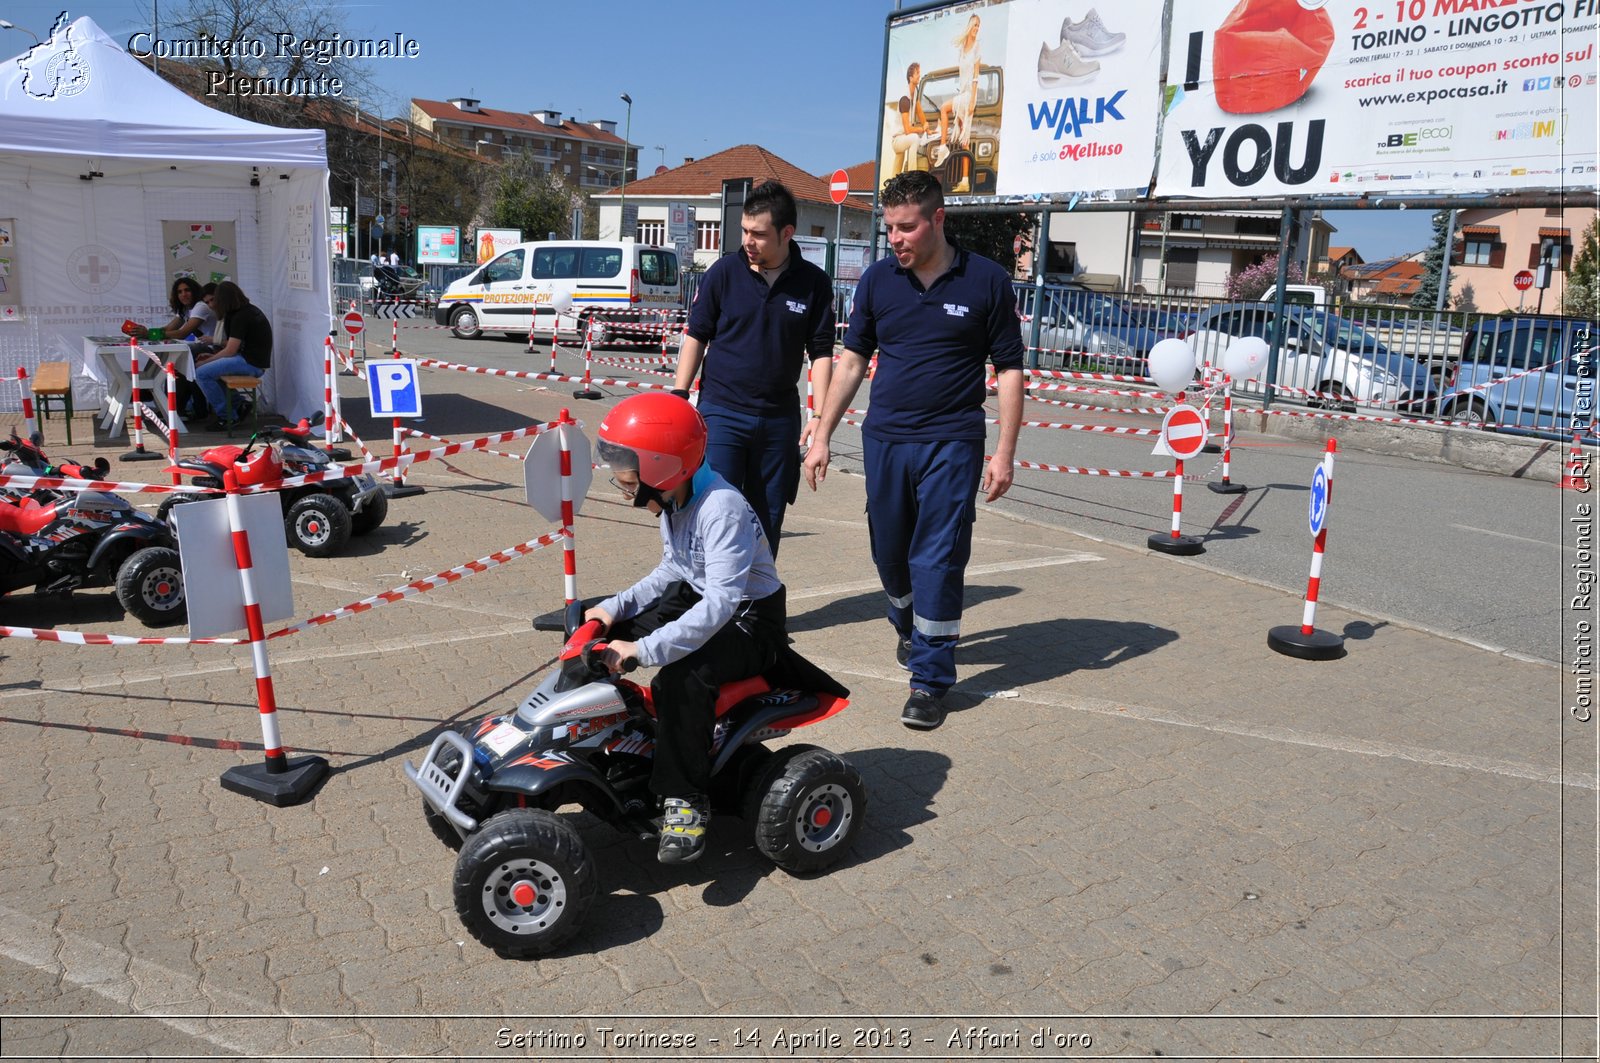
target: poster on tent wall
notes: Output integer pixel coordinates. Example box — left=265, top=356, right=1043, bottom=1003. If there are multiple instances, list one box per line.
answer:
left=287, top=204, right=313, bottom=291
left=1155, top=0, right=1599, bottom=198
left=0, top=220, right=19, bottom=322
left=159, top=221, right=237, bottom=287
left=878, top=0, right=1165, bottom=201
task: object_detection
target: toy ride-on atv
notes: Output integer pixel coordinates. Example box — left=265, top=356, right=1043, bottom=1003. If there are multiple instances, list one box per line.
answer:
left=405, top=610, right=868, bottom=958
left=0, top=431, right=185, bottom=626
left=163, top=419, right=386, bottom=557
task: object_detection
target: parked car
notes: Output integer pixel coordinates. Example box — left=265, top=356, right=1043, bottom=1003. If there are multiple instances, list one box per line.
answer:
left=1029, top=285, right=1190, bottom=370
left=1185, top=302, right=1436, bottom=410
left=1442, top=315, right=1596, bottom=439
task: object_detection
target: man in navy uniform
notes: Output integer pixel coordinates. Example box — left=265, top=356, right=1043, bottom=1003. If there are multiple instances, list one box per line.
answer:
left=674, top=180, right=836, bottom=557
left=802, top=171, right=1023, bottom=731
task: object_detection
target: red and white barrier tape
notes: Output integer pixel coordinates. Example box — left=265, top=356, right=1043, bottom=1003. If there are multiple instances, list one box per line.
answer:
left=0, top=472, right=210, bottom=495
left=401, top=427, right=524, bottom=462
left=1011, top=459, right=1176, bottom=478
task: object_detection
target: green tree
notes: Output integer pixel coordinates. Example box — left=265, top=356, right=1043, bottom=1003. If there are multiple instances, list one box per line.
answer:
left=1563, top=216, right=1598, bottom=320
left=1411, top=209, right=1451, bottom=309
left=943, top=211, right=1033, bottom=275
left=483, top=155, right=584, bottom=245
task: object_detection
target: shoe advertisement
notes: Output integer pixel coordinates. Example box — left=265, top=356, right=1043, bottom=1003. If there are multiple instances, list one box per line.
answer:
left=1156, top=0, right=1598, bottom=197
left=995, top=0, right=1166, bottom=197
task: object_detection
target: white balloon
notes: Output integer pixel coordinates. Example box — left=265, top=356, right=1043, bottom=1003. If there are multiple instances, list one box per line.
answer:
left=549, top=289, right=574, bottom=315
left=1223, top=336, right=1269, bottom=381
left=1147, top=337, right=1196, bottom=394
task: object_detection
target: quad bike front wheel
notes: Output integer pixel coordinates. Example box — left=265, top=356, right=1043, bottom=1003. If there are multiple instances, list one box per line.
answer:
left=286, top=492, right=352, bottom=557
left=750, top=746, right=866, bottom=875
left=116, top=547, right=186, bottom=626
left=452, top=808, right=597, bottom=958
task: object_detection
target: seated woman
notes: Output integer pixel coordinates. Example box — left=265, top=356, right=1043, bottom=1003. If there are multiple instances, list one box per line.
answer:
left=137, top=277, right=215, bottom=342
left=194, top=281, right=271, bottom=430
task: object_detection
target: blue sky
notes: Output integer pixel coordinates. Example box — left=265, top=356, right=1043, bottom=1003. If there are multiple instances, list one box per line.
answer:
left=2, top=0, right=1432, bottom=259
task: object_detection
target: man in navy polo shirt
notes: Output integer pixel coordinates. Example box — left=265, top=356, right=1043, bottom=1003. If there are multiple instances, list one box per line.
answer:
left=802, top=171, right=1023, bottom=731
left=673, top=180, right=836, bottom=557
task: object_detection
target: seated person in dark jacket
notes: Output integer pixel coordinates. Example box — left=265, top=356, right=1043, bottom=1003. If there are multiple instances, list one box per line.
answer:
left=194, top=281, right=271, bottom=429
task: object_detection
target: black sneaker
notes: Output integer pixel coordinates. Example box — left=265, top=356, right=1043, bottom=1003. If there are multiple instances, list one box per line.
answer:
left=901, top=689, right=947, bottom=730
left=658, top=795, right=710, bottom=864
left=896, top=636, right=912, bottom=671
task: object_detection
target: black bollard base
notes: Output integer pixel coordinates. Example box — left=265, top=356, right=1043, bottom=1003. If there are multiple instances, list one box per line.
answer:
left=1147, top=532, right=1205, bottom=556
left=121, top=447, right=163, bottom=462
left=221, top=755, right=329, bottom=806
left=573, top=388, right=603, bottom=400
left=1202, top=442, right=1223, bottom=454
left=1268, top=625, right=1346, bottom=660
left=384, top=481, right=426, bottom=499
left=1208, top=480, right=1248, bottom=494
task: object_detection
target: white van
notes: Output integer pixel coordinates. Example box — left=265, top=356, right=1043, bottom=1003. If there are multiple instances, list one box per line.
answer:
left=433, top=240, right=681, bottom=341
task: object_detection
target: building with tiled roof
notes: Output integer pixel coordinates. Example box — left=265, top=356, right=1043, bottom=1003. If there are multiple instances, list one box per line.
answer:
left=591, top=145, right=874, bottom=270
left=410, top=97, right=634, bottom=194
left=1445, top=206, right=1596, bottom=313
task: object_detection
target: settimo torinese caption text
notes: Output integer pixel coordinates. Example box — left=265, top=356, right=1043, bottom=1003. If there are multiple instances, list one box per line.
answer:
left=124, top=31, right=420, bottom=97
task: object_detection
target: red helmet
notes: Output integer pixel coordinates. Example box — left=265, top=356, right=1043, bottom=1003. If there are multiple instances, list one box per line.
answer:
left=596, top=393, right=706, bottom=492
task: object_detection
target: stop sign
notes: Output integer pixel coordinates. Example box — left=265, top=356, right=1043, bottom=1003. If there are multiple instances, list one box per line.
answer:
left=342, top=310, right=365, bottom=336
left=829, top=168, right=850, bottom=205
left=1160, top=403, right=1209, bottom=460
left=398, top=203, right=410, bottom=218
left=1513, top=270, right=1534, bottom=291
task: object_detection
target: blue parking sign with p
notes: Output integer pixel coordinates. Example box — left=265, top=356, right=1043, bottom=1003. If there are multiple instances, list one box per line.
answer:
left=367, top=359, right=422, bottom=418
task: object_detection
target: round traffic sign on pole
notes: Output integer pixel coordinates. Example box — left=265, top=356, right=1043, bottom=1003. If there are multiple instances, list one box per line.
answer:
left=1308, top=463, right=1329, bottom=537
left=1513, top=270, right=1534, bottom=291
left=342, top=310, right=365, bottom=337
left=829, top=168, right=850, bottom=205
left=1160, top=403, right=1208, bottom=460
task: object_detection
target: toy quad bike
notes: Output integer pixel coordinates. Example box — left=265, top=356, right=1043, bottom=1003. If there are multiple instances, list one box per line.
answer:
left=405, top=609, right=867, bottom=958
left=162, top=419, right=386, bottom=557
left=0, top=431, right=185, bottom=626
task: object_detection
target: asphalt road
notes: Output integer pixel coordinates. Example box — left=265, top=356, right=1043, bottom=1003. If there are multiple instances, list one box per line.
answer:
left=381, top=320, right=1568, bottom=665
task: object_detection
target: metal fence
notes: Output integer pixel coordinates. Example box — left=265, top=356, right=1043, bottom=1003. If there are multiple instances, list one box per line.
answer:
left=1010, top=281, right=1595, bottom=443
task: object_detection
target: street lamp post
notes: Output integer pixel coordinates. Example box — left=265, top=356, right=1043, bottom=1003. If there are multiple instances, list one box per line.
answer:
left=0, top=19, right=41, bottom=43
left=618, top=92, right=633, bottom=241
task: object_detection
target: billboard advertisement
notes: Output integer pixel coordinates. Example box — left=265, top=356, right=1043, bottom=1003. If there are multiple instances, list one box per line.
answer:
left=473, top=228, right=521, bottom=264
left=1156, top=0, right=1598, bottom=197
left=416, top=225, right=460, bottom=265
left=880, top=0, right=1597, bottom=202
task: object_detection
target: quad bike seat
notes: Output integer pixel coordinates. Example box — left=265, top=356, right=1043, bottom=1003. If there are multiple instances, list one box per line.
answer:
left=0, top=497, right=57, bottom=536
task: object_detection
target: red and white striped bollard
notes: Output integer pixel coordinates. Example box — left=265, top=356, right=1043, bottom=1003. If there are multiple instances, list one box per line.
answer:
left=1269, top=438, right=1345, bottom=659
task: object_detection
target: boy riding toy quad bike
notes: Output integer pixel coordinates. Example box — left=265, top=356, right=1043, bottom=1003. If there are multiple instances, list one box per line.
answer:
left=162, top=419, right=386, bottom=557
left=405, top=609, right=866, bottom=958
left=405, top=394, right=866, bottom=957
left=0, top=430, right=185, bottom=626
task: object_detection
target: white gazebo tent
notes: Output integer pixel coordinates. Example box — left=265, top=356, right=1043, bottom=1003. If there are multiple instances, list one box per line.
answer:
left=0, top=15, right=333, bottom=425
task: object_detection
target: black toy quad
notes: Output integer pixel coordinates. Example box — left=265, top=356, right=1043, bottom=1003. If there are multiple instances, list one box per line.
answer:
left=405, top=609, right=867, bottom=958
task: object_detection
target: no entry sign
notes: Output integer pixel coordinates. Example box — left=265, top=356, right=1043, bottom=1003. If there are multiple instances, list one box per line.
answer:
left=1160, top=403, right=1208, bottom=460
left=342, top=310, right=365, bottom=336
left=830, top=169, right=850, bottom=205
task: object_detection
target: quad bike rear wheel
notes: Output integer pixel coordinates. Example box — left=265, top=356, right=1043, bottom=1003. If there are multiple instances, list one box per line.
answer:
left=452, top=808, right=596, bottom=958
left=116, top=547, right=186, bottom=626
left=286, top=492, right=352, bottom=557
left=749, top=745, right=866, bottom=874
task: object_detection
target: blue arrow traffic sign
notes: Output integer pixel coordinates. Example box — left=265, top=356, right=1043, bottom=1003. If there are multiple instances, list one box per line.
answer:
left=1308, top=463, right=1329, bottom=537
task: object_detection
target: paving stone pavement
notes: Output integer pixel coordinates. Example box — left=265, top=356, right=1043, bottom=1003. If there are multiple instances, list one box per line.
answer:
left=0, top=362, right=1594, bottom=1062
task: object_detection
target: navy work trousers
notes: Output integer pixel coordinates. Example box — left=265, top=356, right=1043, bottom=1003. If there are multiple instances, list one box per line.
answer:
left=863, top=436, right=981, bottom=695
left=697, top=399, right=800, bottom=558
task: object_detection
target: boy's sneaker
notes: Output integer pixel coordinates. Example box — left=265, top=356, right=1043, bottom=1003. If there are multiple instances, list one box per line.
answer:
left=896, top=636, right=912, bottom=671
left=658, top=795, right=710, bottom=864
left=901, top=689, right=947, bottom=731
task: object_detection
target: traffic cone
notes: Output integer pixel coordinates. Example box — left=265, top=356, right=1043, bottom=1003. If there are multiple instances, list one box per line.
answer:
left=1559, top=433, right=1591, bottom=492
